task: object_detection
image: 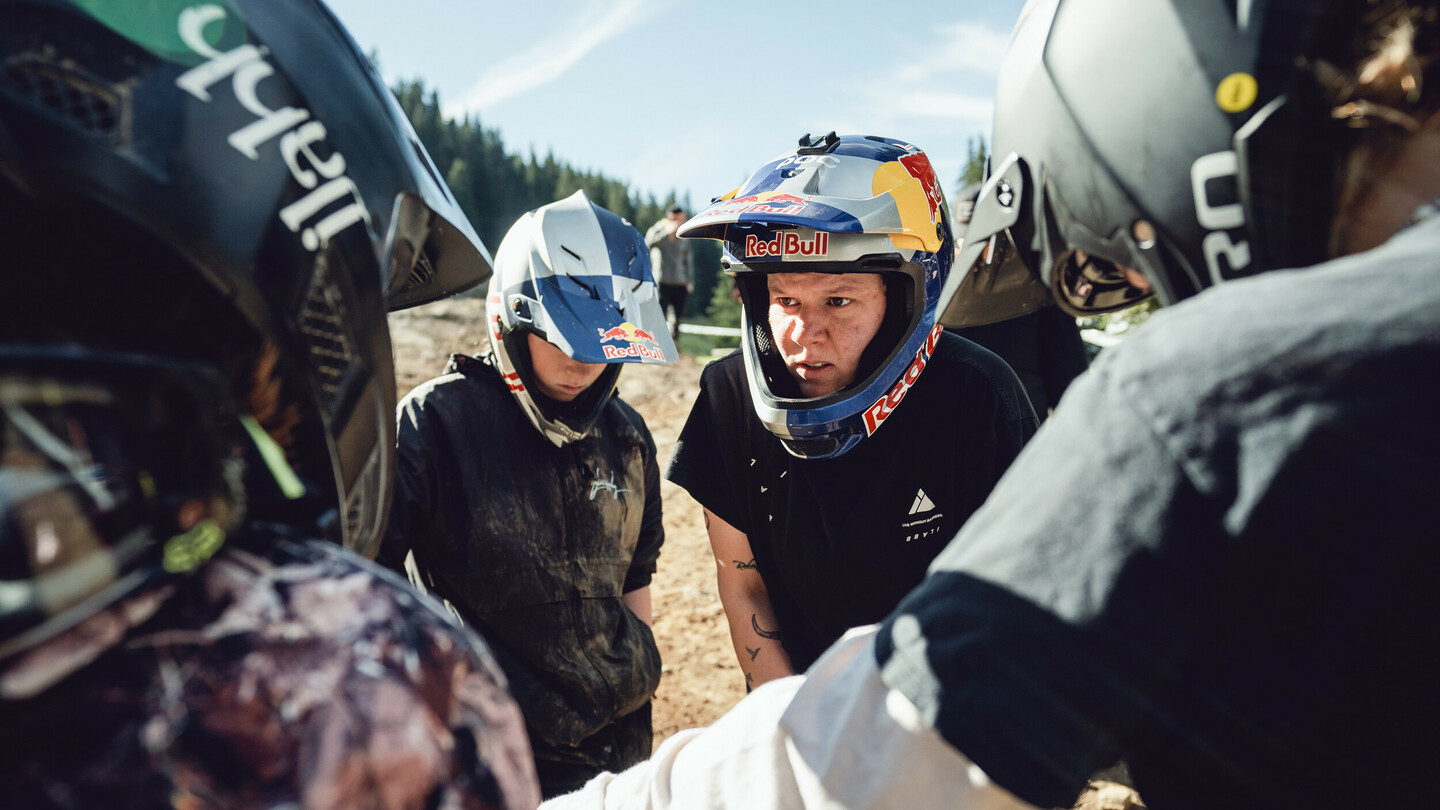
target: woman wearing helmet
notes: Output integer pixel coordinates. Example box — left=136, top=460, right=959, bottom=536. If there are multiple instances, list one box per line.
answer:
left=383, top=190, right=677, bottom=799
left=666, top=134, right=1037, bottom=688
left=0, top=1, right=539, bottom=807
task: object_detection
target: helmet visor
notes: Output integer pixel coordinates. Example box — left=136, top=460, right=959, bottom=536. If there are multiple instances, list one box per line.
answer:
left=940, top=227, right=1052, bottom=328
left=938, top=156, right=1052, bottom=328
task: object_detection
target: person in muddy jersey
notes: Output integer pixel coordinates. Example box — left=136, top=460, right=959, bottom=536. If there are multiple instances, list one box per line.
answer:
left=383, top=191, right=679, bottom=798
left=0, top=2, right=538, bottom=808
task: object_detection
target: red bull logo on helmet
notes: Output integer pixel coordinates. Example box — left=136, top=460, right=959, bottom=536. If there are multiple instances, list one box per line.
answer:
left=597, top=321, right=656, bottom=342
left=898, top=152, right=944, bottom=223
left=863, top=324, right=943, bottom=435
left=706, top=192, right=810, bottom=218
left=597, top=321, right=664, bottom=359
left=745, top=231, right=829, bottom=259
left=603, top=342, right=666, bottom=360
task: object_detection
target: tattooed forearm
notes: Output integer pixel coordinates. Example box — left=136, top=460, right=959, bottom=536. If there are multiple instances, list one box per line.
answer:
left=745, top=646, right=760, bottom=661
left=733, top=558, right=757, bottom=570
left=745, top=671, right=754, bottom=691
left=751, top=614, right=782, bottom=640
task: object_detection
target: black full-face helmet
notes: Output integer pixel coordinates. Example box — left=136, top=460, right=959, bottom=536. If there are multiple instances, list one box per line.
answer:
left=940, top=0, right=1362, bottom=326
left=0, top=0, right=490, bottom=660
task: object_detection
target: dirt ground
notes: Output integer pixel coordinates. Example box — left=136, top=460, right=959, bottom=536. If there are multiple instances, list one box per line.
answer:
left=388, top=297, right=747, bottom=746
left=388, top=299, right=1142, bottom=808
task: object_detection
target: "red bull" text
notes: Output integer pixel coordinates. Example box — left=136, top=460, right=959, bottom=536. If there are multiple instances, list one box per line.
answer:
left=603, top=343, right=667, bottom=361
left=863, top=324, right=943, bottom=435
left=745, top=231, right=829, bottom=259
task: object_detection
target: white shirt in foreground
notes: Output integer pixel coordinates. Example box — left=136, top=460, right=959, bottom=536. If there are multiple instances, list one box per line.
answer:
left=541, top=626, right=1038, bottom=810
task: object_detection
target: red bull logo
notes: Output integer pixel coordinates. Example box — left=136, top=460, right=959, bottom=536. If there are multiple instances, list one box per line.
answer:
left=898, top=152, right=944, bottom=223
left=863, top=325, right=943, bottom=435
left=744, top=231, right=829, bottom=259
left=597, top=321, right=665, bottom=360
left=705, top=192, right=810, bottom=218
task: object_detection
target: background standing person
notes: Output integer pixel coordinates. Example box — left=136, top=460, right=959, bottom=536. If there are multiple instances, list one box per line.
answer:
left=0, top=2, right=539, bottom=807
left=383, top=191, right=678, bottom=799
left=667, top=133, right=1037, bottom=690
left=543, top=1, right=1440, bottom=808
left=645, top=205, right=695, bottom=339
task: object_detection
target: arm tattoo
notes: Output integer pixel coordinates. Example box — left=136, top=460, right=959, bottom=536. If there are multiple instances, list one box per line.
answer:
left=751, top=614, right=782, bottom=640
left=704, top=511, right=711, bottom=529
left=745, top=671, right=754, bottom=691
left=734, top=558, right=757, bottom=570
left=745, top=646, right=760, bottom=661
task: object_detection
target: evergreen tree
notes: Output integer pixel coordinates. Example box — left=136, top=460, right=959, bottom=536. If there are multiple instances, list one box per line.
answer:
left=958, top=135, right=988, bottom=188
left=387, top=77, right=734, bottom=316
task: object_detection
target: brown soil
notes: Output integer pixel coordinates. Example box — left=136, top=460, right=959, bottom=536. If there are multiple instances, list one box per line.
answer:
left=388, top=298, right=746, bottom=747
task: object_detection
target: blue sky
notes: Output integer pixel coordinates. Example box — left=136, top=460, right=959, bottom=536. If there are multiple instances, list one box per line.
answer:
left=324, top=0, right=1028, bottom=209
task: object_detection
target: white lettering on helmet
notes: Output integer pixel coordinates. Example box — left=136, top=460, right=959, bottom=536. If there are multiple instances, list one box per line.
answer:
left=175, top=5, right=370, bottom=253
left=863, top=324, right=942, bottom=436
left=602, top=343, right=667, bottom=361
left=1190, top=150, right=1252, bottom=284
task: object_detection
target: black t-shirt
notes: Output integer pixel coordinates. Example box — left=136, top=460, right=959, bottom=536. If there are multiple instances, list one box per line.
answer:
left=876, top=219, right=1440, bottom=809
left=668, top=332, right=1037, bottom=671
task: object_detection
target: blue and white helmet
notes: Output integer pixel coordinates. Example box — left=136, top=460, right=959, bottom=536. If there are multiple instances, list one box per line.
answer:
left=487, top=190, right=678, bottom=446
left=680, top=133, right=954, bottom=459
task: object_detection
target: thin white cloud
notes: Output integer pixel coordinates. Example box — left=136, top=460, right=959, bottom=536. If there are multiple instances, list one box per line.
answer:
left=870, top=90, right=995, bottom=123
left=443, top=0, right=671, bottom=118
left=864, top=19, right=1010, bottom=123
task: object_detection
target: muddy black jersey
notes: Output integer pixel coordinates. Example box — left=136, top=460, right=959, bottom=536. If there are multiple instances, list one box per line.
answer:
left=668, top=333, right=1037, bottom=671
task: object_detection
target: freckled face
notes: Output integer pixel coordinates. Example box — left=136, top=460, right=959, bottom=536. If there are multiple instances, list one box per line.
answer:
left=526, top=332, right=605, bottom=402
left=766, top=272, right=887, bottom=398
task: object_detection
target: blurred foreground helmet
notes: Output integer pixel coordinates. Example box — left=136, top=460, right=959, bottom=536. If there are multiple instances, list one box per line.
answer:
left=0, top=0, right=490, bottom=655
left=942, top=0, right=1359, bottom=325
left=487, top=190, right=678, bottom=447
left=681, top=133, right=954, bottom=459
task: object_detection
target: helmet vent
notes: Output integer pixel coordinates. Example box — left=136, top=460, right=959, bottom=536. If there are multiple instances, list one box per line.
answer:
left=2, top=55, right=122, bottom=143
left=299, top=263, right=357, bottom=408
left=342, top=446, right=383, bottom=556
left=397, top=247, right=436, bottom=295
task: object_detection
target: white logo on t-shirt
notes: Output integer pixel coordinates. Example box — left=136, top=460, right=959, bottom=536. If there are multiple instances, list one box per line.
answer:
left=909, top=488, right=936, bottom=515
left=902, top=488, right=944, bottom=542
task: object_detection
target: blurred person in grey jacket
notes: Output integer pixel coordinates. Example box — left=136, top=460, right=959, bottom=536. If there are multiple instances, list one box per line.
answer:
left=645, top=205, right=695, bottom=339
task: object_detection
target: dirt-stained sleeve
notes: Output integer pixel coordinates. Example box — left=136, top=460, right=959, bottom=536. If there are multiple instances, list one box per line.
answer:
left=380, top=385, right=443, bottom=577
left=624, top=417, right=664, bottom=594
